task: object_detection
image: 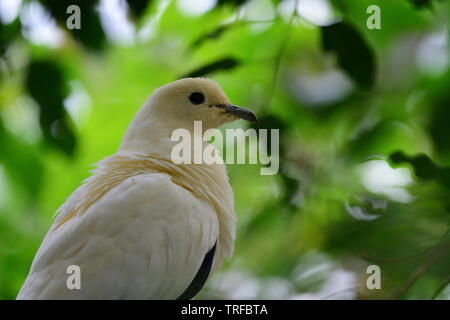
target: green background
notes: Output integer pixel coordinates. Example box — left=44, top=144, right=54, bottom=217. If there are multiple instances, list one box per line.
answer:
left=0, top=0, right=449, bottom=299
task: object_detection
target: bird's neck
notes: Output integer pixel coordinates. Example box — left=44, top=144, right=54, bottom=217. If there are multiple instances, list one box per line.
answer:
left=118, top=109, right=219, bottom=163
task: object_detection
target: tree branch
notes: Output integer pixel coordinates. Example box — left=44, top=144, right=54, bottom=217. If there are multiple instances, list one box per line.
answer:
left=390, top=240, right=450, bottom=299
left=431, top=275, right=450, bottom=300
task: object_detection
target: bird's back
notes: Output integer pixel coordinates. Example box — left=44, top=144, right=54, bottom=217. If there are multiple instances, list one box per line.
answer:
left=17, top=153, right=230, bottom=299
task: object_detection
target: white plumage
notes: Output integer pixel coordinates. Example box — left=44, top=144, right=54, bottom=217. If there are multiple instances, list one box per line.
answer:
left=17, top=78, right=257, bottom=299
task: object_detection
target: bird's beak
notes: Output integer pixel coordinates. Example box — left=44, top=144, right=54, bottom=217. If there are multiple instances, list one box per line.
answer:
left=216, top=104, right=258, bottom=123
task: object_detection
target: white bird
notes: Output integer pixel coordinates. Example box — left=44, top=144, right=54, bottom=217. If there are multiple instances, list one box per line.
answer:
left=17, top=78, right=257, bottom=299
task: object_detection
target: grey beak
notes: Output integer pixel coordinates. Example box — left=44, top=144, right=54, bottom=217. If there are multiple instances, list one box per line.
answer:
left=218, top=104, right=258, bottom=123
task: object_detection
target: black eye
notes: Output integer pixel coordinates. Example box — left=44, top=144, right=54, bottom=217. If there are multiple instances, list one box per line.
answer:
left=189, top=92, right=205, bottom=105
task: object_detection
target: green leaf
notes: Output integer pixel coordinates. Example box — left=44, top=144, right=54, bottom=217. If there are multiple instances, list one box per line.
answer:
left=216, top=0, right=248, bottom=7
left=191, top=25, right=230, bottom=49
left=429, top=87, right=450, bottom=160
left=25, top=59, right=76, bottom=156
left=390, top=151, right=450, bottom=189
left=181, top=57, right=240, bottom=78
left=126, top=0, right=152, bottom=19
left=0, top=19, right=21, bottom=57
left=408, top=0, right=432, bottom=9
left=321, top=22, right=376, bottom=88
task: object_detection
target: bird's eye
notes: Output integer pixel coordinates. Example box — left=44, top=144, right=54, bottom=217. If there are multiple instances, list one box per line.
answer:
left=189, top=92, right=205, bottom=105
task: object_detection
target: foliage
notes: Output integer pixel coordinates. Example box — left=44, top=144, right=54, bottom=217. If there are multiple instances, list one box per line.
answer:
left=0, top=0, right=449, bottom=300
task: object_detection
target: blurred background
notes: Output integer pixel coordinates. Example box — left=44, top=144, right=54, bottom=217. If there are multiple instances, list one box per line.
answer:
left=0, top=0, right=449, bottom=300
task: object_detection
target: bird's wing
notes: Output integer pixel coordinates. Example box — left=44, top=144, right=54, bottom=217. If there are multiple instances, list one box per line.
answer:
left=17, top=172, right=219, bottom=299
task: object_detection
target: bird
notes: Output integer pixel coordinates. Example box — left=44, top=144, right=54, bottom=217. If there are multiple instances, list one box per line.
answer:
left=17, top=78, right=258, bottom=299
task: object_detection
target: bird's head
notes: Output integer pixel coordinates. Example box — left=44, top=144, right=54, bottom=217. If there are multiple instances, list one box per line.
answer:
left=148, top=77, right=257, bottom=129
left=119, top=78, right=257, bottom=155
